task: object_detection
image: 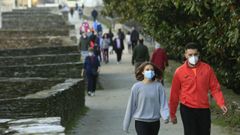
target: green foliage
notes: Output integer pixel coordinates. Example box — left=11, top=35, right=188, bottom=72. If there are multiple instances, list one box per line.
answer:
left=103, top=0, right=240, bottom=94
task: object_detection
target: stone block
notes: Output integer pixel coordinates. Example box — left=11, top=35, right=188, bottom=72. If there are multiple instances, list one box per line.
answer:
left=0, top=46, right=79, bottom=56
left=0, top=79, right=85, bottom=124
left=0, top=62, right=83, bottom=78
left=1, top=117, right=65, bottom=135
left=0, top=30, right=69, bottom=37
left=0, top=53, right=81, bottom=66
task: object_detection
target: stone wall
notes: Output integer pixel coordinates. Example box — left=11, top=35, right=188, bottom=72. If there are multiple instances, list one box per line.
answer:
left=0, top=46, right=79, bottom=56
left=0, top=53, right=80, bottom=66
left=1, top=117, right=65, bottom=135
left=0, top=7, right=76, bottom=49
left=0, top=30, right=69, bottom=37
left=0, top=62, right=83, bottom=78
left=0, top=78, right=85, bottom=125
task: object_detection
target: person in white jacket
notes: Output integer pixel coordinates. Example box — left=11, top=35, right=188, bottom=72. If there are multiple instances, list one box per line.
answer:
left=123, top=62, right=169, bottom=135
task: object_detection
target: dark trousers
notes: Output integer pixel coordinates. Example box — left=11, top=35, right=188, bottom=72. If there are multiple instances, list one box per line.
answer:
left=180, top=104, right=211, bottom=135
left=87, top=74, right=97, bottom=93
left=132, top=40, right=138, bottom=51
left=115, top=49, right=122, bottom=62
left=135, top=120, right=160, bottom=135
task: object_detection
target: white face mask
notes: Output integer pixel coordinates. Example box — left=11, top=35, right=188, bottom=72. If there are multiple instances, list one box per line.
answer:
left=89, top=52, right=93, bottom=56
left=188, top=56, right=199, bottom=65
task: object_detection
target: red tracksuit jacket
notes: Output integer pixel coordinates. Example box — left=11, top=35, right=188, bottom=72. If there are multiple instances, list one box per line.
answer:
left=169, top=61, right=225, bottom=119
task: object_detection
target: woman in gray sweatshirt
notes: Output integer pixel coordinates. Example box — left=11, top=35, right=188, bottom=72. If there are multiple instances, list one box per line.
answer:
left=123, top=62, right=169, bottom=135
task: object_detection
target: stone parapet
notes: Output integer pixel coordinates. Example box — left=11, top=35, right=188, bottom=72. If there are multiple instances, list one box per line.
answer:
left=0, top=62, right=83, bottom=78
left=0, top=117, right=65, bottom=135
left=0, top=53, right=81, bottom=66
left=0, top=46, right=79, bottom=56
left=0, top=30, right=69, bottom=37
left=0, top=37, right=66, bottom=49
left=0, top=78, right=85, bottom=129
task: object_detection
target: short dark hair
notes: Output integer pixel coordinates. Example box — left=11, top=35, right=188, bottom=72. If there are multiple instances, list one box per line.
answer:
left=135, top=62, right=162, bottom=81
left=139, top=38, right=144, bottom=44
left=185, top=42, right=199, bottom=51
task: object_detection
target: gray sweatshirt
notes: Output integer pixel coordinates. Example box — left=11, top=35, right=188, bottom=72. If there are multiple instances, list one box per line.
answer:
left=123, top=81, right=169, bottom=132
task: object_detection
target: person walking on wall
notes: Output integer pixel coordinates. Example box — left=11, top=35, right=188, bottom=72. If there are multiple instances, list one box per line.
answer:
left=132, top=38, right=149, bottom=70
left=169, top=42, right=228, bottom=135
left=83, top=48, right=100, bottom=96
left=151, top=42, right=168, bottom=85
left=123, top=62, right=169, bottom=135
left=113, top=35, right=124, bottom=64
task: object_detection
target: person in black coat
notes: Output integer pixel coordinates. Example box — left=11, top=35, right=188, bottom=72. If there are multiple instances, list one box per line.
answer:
left=130, top=27, right=139, bottom=51
left=113, top=35, right=124, bottom=64
left=91, top=9, right=98, bottom=21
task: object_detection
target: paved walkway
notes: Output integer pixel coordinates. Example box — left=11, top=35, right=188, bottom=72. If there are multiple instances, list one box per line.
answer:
left=66, top=48, right=231, bottom=135
left=66, top=11, right=232, bottom=135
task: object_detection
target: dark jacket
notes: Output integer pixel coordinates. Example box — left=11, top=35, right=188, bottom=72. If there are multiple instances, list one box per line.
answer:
left=91, top=9, right=98, bottom=18
left=79, top=36, right=90, bottom=51
left=113, top=38, right=124, bottom=51
left=130, top=29, right=139, bottom=42
left=132, top=44, right=149, bottom=64
left=84, top=55, right=100, bottom=76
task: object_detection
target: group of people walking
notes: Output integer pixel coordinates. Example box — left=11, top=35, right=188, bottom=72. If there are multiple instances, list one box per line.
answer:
left=123, top=42, right=228, bottom=135
left=78, top=19, right=228, bottom=135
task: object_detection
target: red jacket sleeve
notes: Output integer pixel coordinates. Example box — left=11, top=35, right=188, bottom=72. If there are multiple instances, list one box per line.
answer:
left=209, top=67, right=225, bottom=108
left=169, top=70, right=181, bottom=119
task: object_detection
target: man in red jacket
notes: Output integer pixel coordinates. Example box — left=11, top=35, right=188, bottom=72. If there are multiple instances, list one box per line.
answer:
left=169, top=42, right=228, bottom=135
left=151, top=42, right=168, bottom=85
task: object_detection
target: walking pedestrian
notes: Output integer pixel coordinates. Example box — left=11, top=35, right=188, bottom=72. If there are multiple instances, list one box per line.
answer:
left=91, top=8, right=98, bottom=21
left=151, top=42, right=168, bottom=85
left=113, top=35, right=124, bottom=64
left=118, top=28, right=125, bottom=43
left=123, top=62, right=169, bottom=135
left=79, top=20, right=90, bottom=34
left=70, top=7, right=74, bottom=17
left=83, top=48, right=100, bottom=96
left=107, top=28, right=114, bottom=54
left=126, top=31, right=132, bottom=54
left=79, top=32, right=90, bottom=62
left=132, top=38, right=149, bottom=70
left=130, top=27, right=139, bottom=51
left=100, top=33, right=110, bottom=63
left=169, top=42, right=228, bottom=135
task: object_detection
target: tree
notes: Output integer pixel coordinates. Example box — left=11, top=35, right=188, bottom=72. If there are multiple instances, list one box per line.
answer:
left=103, top=0, right=240, bottom=94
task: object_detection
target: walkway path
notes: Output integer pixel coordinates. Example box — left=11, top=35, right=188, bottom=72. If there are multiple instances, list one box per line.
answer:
left=66, top=47, right=231, bottom=135
left=66, top=11, right=232, bottom=135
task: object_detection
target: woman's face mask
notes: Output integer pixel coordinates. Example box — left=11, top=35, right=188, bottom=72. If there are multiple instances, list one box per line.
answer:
left=89, top=52, right=93, bottom=56
left=143, top=70, right=155, bottom=80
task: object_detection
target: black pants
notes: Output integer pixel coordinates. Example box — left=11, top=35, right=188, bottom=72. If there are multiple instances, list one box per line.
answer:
left=135, top=120, right=160, bottom=135
left=132, top=40, right=138, bottom=51
left=180, top=104, right=211, bottom=135
left=115, top=49, right=122, bottom=62
left=87, top=74, right=97, bottom=93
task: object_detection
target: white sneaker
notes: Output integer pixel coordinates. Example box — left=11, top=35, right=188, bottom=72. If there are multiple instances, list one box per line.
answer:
left=91, top=92, right=95, bottom=96
left=87, top=91, right=91, bottom=96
